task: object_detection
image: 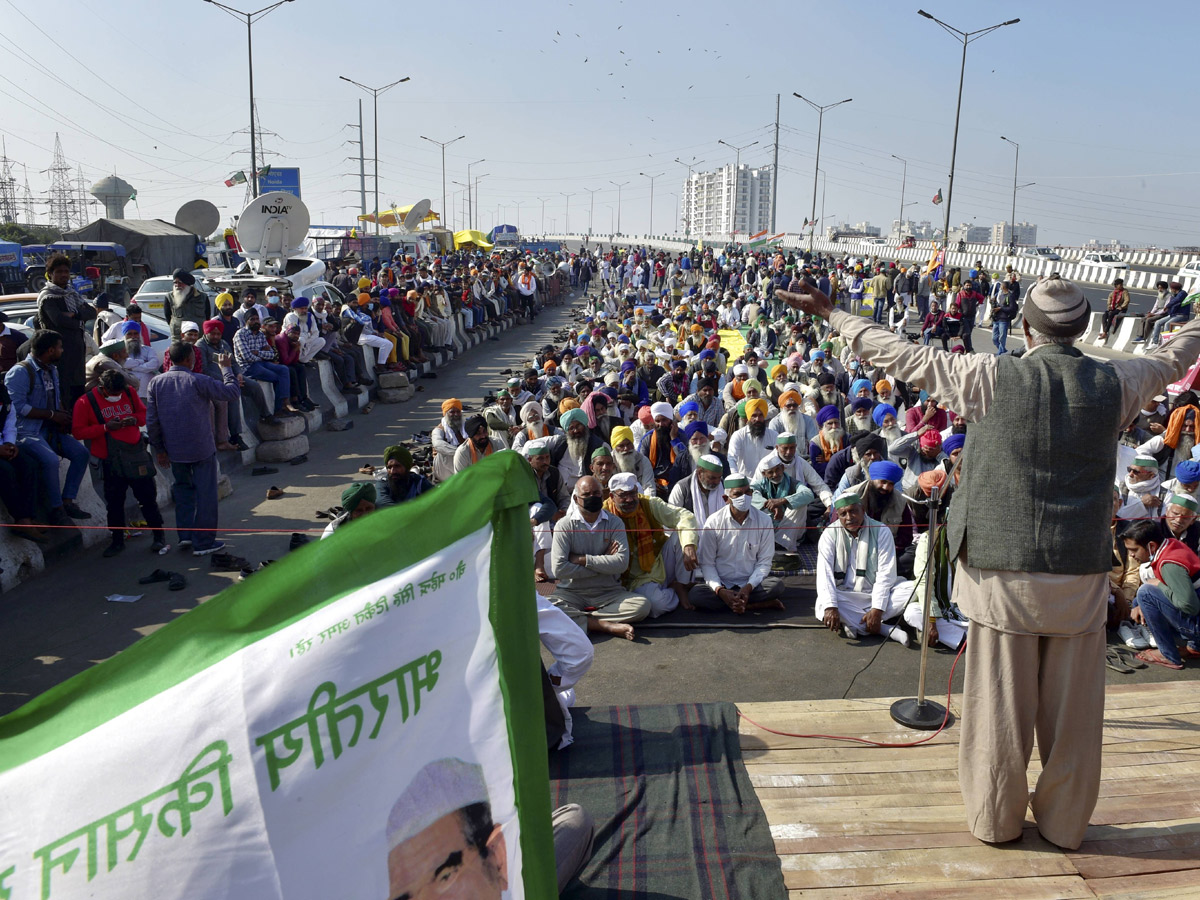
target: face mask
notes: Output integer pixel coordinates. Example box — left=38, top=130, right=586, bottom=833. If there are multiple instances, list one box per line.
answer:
left=730, top=494, right=752, bottom=512
left=580, top=496, right=604, bottom=513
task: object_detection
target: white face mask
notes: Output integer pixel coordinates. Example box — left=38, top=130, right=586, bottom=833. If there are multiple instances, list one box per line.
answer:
left=730, top=494, right=753, bottom=512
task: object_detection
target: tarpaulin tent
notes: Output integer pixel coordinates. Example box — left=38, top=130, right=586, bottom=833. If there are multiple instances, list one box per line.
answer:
left=453, top=229, right=494, bottom=251
left=63, top=218, right=199, bottom=278
left=357, top=204, right=440, bottom=228
left=487, top=224, right=517, bottom=242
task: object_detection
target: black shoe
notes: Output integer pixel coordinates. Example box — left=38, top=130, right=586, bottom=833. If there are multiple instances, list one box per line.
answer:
left=288, top=532, right=311, bottom=551
left=231, top=437, right=249, bottom=451
left=358, top=377, right=374, bottom=386
left=62, top=501, right=91, bottom=520
left=102, top=540, right=125, bottom=558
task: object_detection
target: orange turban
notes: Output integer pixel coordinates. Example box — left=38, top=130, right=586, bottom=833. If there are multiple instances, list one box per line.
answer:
left=357, top=292, right=371, bottom=306
left=558, top=397, right=580, bottom=415
left=875, top=379, right=892, bottom=396
left=779, top=390, right=801, bottom=407
left=917, top=468, right=948, bottom=495
left=441, top=398, right=462, bottom=415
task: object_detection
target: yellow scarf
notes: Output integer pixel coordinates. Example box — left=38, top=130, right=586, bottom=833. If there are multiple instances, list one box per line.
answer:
left=603, top=496, right=666, bottom=581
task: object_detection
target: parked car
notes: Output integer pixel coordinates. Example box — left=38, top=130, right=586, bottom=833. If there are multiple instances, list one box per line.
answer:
left=1080, top=252, right=1129, bottom=270
left=1175, top=259, right=1200, bottom=286
left=864, top=237, right=889, bottom=246
left=1019, top=246, right=1062, bottom=262
left=132, top=273, right=219, bottom=318
left=0, top=294, right=172, bottom=357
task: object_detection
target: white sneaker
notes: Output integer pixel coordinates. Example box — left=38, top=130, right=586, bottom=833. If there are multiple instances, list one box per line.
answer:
left=1118, top=620, right=1149, bottom=650
left=1137, top=623, right=1157, bottom=648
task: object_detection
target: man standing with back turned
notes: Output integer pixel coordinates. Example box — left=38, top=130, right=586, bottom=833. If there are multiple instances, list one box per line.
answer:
left=777, top=275, right=1200, bottom=850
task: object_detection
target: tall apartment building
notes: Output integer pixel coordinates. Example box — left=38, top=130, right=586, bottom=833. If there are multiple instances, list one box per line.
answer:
left=681, top=163, right=773, bottom=236
left=990, top=221, right=1038, bottom=246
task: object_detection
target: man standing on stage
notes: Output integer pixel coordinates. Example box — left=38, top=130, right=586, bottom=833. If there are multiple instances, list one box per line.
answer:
left=777, top=275, right=1200, bottom=850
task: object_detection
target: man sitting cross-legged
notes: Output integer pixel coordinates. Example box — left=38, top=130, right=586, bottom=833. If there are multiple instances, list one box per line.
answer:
left=815, top=492, right=913, bottom=646
left=549, top=475, right=650, bottom=640
left=603, top=471, right=700, bottom=617
left=690, top=473, right=786, bottom=614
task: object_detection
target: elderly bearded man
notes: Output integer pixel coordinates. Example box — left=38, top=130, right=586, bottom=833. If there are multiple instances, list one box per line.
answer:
left=808, top=405, right=844, bottom=477
left=610, top=424, right=655, bottom=494
left=778, top=274, right=1200, bottom=850
left=544, top=407, right=607, bottom=493
left=549, top=475, right=650, bottom=639
left=750, top=450, right=817, bottom=553
left=604, top=472, right=700, bottom=616
left=727, top=398, right=778, bottom=478
left=770, top=389, right=819, bottom=458
left=638, top=401, right=686, bottom=494
left=815, top=492, right=913, bottom=647
left=668, top=453, right=728, bottom=525
left=375, top=444, right=433, bottom=507
left=453, top=415, right=502, bottom=473
left=690, top=474, right=785, bottom=613
left=431, top=398, right=467, bottom=484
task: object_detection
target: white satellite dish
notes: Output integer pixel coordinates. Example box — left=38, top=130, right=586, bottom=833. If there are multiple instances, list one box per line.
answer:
left=235, top=192, right=311, bottom=271
left=402, top=198, right=432, bottom=232
left=174, top=199, right=220, bottom=238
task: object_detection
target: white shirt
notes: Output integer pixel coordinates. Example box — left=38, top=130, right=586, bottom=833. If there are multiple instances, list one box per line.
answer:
left=698, top=504, right=775, bottom=592
left=538, top=593, right=594, bottom=748
left=815, top=518, right=900, bottom=617
left=727, top=425, right=779, bottom=478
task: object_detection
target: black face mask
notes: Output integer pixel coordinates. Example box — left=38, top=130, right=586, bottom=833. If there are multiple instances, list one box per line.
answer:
left=580, top=496, right=604, bottom=513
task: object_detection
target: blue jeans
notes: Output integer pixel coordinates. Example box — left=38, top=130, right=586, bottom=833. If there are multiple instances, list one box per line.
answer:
left=1149, top=314, right=1188, bottom=346
left=992, top=319, right=1010, bottom=354
left=18, top=430, right=89, bottom=508
left=1134, top=582, right=1200, bottom=666
left=171, top=454, right=220, bottom=550
left=244, top=361, right=290, bottom=413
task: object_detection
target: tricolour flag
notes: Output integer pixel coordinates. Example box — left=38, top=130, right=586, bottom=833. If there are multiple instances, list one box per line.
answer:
left=0, top=455, right=555, bottom=900
left=224, top=170, right=247, bottom=187
left=932, top=189, right=943, bottom=205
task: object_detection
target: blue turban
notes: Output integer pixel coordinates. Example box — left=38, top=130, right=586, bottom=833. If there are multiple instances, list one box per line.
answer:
left=942, top=433, right=966, bottom=455
left=574, top=345, right=590, bottom=356
left=561, top=408, right=588, bottom=429
left=698, top=349, right=716, bottom=360
left=688, top=286, right=698, bottom=296
left=850, top=378, right=872, bottom=397
left=816, top=405, right=841, bottom=426
left=811, top=350, right=825, bottom=360
left=290, top=296, right=310, bottom=309
left=868, top=460, right=904, bottom=483
left=678, top=400, right=700, bottom=417
left=851, top=397, right=873, bottom=413
left=600, top=386, right=618, bottom=401
left=681, top=421, right=709, bottom=442
left=872, top=403, right=897, bottom=427
left=121, top=321, right=141, bottom=335
left=618, top=335, right=630, bottom=344
left=620, top=359, right=636, bottom=373
left=1176, top=459, right=1200, bottom=483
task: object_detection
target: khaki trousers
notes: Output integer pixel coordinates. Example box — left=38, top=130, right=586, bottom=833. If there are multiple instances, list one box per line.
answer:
left=959, top=621, right=1106, bottom=849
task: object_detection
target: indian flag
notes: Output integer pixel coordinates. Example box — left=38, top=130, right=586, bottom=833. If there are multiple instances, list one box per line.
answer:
left=0, top=455, right=555, bottom=900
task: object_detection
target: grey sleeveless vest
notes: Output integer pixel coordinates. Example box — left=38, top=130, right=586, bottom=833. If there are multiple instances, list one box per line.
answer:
left=947, top=344, right=1121, bottom=574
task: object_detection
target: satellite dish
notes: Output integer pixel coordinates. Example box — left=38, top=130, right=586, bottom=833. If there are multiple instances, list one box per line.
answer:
left=235, top=192, right=311, bottom=264
left=402, top=198, right=432, bottom=232
left=175, top=199, right=221, bottom=238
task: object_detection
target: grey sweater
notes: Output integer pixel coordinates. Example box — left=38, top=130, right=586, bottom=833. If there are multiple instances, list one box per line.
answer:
left=550, top=508, right=630, bottom=595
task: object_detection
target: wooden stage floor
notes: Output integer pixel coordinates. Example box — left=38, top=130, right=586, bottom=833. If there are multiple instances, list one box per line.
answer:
left=738, top=681, right=1200, bottom=899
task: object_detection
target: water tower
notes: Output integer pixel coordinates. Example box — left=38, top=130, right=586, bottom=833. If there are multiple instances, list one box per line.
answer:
left=90, top=175, right=135, bottom=219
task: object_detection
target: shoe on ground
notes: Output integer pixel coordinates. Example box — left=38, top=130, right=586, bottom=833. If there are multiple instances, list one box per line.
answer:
left=232, top=438, right=249, bottom=451
left=62, top=501, right=91, bottom=520
left=1118, top=620, right=1149, bottom=650
left=193, top=541, right=227, bottom=557
left=1137, top=623, right=1158, bottom=648
left=102, top=540, right=125, bottom=558
left=1132, top=337, right=1145, bottom=342
left=150, top=540, right=167, bottom=553
left=178, top=539, right=193, bottom=550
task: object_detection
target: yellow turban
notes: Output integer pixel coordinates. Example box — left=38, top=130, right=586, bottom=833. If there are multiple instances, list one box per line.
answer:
left=875, top=379, right=892, bottom=396
left=610, top=425, right=635, bottom=449
left=770, top=364, right=787, bottom=380
left=215, top=292, right=234, bottom=309
left=745, top=398, right=769, bottom=419
left=357, top=276, right=371, bottom=290
left=441, top=398, right=462, bottom=415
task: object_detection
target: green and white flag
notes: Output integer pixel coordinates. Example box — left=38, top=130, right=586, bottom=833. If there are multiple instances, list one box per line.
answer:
left=0, top=454, right=554, bottom=900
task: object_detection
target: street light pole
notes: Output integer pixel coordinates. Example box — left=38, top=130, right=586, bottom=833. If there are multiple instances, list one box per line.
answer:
left=918, top=9, right=1020, bottom=251
left=561, top=192, right=575, bottom=234
left=473, top=174, right=489, bottom=231
left=792, top=93, right=852, bottom=251
left=640, top=172, right=664, bottom=236
left=1000, top=135, right=1019, bottom=250
left=717, top=139, right=758, bottom=237
left=536, top=197, right=547, bottom=233
left=674, top=157, right=704, bottom=240
left=203, top=0, right=295, bottom=200
left=419, top=134, right=465, bottom=232
left=339, top=73, right=412, bottom=235
left=585, top=187, right=600, bottom=235
left=466, top=159, right=485, bottom=230
left=891, top=154, right=908, bottom=238
left=609, top=181, right=629, bottom=235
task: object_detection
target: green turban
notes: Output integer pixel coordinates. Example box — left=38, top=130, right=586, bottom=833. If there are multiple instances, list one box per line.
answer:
left=341, top=481, right=376, bottom=511
left=99, top=341, right=126, bottom=357
left=561, top=408, right=589, bottom=430
left=384, top=445, right=412, bottom=468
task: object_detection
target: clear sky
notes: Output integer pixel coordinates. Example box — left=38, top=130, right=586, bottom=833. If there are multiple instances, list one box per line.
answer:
left=2, top=0, right=1197, bottom=248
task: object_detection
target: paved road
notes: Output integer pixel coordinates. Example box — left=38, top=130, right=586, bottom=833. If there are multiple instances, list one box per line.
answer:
left=1, top=289, right=1193, bottom=721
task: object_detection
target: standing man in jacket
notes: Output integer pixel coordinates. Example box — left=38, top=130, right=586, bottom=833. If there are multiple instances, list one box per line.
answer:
left=36, top=254, right=91, bottom=407
left=164, top=269, right=211, bottom=339
left=990, top=273, right=1020, bottom=355
left=777, top=275, right=1200, bottom=851
left=147, top=341, right=241, bottom=557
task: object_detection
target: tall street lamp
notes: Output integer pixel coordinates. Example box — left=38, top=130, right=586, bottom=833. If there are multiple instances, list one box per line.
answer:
left=467, top=158, right=485, bottom=229
left=451, top=180, right=468, bottom=230
left=561, top=192, right=575, bottom=234
left=891, top=154, right=908, bottom=238
left=420, top=134, right=465, bottom=232
left=1000, top=135, right=1019, bottom=251
left=585, top=187, right=600, bottom=235
left=339, top=73, right=412, bottom=235
left=610, top=181, right=629, bottom=234
left=675, top=156, right=705, bottom=239
left=536, top=196, right=548, bottom=233
left=640, top=172, right=664, bottom=236
left=792, top=93, right=852, bottom=250
left=473, top=173, right=489, bottom=231
left=918, top=9, right=1020, bottom=252
left=203, top=0, right=295, bottom=200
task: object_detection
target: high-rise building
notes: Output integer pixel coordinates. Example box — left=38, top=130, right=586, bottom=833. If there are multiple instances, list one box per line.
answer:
left=681, top=163, right=773, bottom=237
left=990, top=221, right=1038, bottom=246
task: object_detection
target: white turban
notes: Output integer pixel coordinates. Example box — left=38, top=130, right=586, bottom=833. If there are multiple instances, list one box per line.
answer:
left=649, top=401, right=675, bottom=421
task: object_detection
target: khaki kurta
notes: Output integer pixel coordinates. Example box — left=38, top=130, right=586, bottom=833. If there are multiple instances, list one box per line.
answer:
left=832, top=309, right=1200, bottom=849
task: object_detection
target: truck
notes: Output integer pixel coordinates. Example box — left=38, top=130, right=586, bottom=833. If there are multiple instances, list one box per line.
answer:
left=0, top=241, right=24, bottom=295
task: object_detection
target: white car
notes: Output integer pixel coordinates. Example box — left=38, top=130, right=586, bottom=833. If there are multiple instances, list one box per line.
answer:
left=1080, top=252, right=1129, bottom=270
left=864, top=237, right=889, bottom=246
left=1175, top=259, right=1200, bottom=286
left=1019, top=246, right=1062, bottom=261
left=132, top=274, right=220, bottom=317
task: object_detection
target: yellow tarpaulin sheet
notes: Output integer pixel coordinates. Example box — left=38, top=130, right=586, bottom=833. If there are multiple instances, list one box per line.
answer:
left=357, top=204, right=441, bottom=228
left=453, top=229, right=494, bottom=251
left=717, top=328, right=745, bottom=361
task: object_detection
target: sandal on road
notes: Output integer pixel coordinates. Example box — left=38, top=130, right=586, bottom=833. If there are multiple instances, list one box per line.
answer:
left=1105, top=649, right=1133, bottom=674
left=138, top=569, right=173, bottom=585
left=1136, top=649, right=1184, bottom=670
left=168, top=571, right=187, bottom=591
